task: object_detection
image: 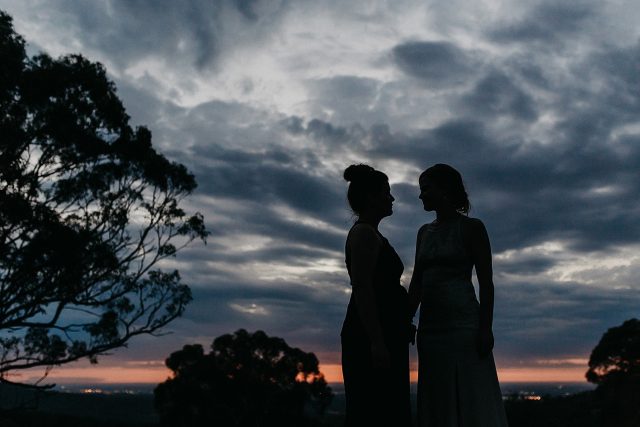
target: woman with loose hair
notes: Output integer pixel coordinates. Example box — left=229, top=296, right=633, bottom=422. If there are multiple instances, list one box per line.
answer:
left=408, top=164, right=508, bottom=426
left=341, top=164, right=411, bottom=427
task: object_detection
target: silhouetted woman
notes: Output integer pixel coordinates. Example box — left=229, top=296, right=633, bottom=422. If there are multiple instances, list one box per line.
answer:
left=341, top=164, right=411, bottom=427
left=408, top=164, right=508, bottom=427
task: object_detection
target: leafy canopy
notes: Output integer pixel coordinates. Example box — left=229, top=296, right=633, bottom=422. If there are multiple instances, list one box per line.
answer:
left=0, top=10, right=207, bottom=386
left=586, top=318, right=640, bottom=385
left=154, top=329, right=334, bottom=427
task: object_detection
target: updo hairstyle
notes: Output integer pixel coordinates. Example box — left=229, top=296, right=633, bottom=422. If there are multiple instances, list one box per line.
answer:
left=343, top=164, right=389, bottom=215
left=420, top=163, right=470, bottom=214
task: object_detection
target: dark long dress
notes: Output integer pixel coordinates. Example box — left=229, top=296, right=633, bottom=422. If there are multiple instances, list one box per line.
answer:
left=341, top=222, right=411, bottom=427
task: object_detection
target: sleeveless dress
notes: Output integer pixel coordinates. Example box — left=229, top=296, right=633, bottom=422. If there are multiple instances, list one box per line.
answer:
left=341, top=222, right=411, bottom=427
left=417, top=215, right=508, bottom=427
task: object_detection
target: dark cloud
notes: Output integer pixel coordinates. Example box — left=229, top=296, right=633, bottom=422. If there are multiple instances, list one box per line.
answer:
left=489, top=2, right=598, bottom=45
left=392, top=41, right=477, bottom=86
left=280, top=115, right=305, bottom=134
left=189, top=147, right=345, bottom=220
left=495, top=281, right=640, bottom=361
left=458, top=70, right=538, bottom=122
left=495, top=255, right=556, bottom=276
left=582, top=42, right=640, bottom=118
left=34, top=0, right=291, bottom=71
left=234, top=0, right=261, bottom=21
left=289, top=105, right=640, bottom=257
left=212, top=245, right=338, bottom=266
left=66, top=1, right=221, bottom=69
left=503, top=56, right=552, bottom=91
left=239, top=205, right=346, bottom=253
left=148, top=277, right=350, bottom=354
left=304, top=119, right=352, bottom=144
left=305, top=76, right=385, bottom=125
left=360, top=38, right=640, bottom=254
left=311, top=75, right=379, bottom=101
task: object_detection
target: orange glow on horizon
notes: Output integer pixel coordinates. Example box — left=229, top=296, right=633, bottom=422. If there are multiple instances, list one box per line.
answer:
left=15, top=364, right=173, bottom=385
left=496, top=367, right=587, bottom=383
left=14, top=362, right=588, bottom=385
left=317, top=364, right=588, bottom=384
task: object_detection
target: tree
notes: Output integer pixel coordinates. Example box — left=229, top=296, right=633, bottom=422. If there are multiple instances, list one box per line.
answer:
left=154, top=329, right=334, bottom=427
left=586, top=318, right=640, bottom=427
left=586, top=318, right=640, bottom=385
left=0, top=11, right=207, bottom=386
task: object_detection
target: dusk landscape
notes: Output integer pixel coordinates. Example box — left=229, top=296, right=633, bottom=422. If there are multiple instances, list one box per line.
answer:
left=0, top=1, right=639, bottom=426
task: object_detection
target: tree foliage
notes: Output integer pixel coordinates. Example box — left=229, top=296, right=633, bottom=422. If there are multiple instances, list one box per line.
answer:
left=586, top=318, right=640, bottom=385
left=0, top=10, right=207, bottom=386
left=585, top=319, right=640, bottom=427
left=154, top=329, right=334, bottom=427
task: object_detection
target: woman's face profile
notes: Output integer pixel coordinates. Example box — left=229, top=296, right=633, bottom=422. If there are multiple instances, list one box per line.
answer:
left=371, top=182, right=394, bottom=217
left=418, top=176, right=444, bottom=212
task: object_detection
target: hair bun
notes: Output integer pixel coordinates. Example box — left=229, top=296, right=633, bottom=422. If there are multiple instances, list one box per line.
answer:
left=344, top=164, right=375, bottom=182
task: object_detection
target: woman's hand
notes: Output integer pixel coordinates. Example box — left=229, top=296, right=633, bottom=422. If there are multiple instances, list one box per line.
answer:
left=476, top=328, right=494, bottom=358
left=371, top=340, right=391, bottom=370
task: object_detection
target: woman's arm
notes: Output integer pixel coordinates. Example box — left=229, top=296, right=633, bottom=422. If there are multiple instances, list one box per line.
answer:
left=348, top=224, right=389, bottom=367
left=407, top=225, right=427, bottom=331
left=468, top=218, right=495, bottom=357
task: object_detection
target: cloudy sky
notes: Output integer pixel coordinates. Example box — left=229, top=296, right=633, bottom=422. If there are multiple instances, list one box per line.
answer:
left=2, top=0, right=639, bottom=384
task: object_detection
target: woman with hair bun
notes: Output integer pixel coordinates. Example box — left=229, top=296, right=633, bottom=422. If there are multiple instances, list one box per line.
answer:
left=341, top=164, right=411, bottom=427
left=408, top=164, right=508, bottom=426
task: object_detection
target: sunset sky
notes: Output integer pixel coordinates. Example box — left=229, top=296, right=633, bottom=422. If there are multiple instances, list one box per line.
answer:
left=1, top=0, right=639, bottom=385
